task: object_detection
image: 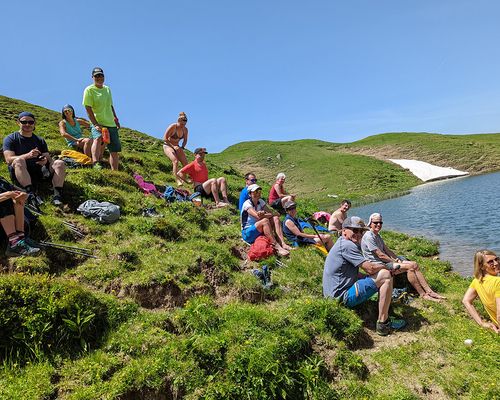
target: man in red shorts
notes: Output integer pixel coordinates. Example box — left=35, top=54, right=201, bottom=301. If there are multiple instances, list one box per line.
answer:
left=177, top=148, right=229, bottom=207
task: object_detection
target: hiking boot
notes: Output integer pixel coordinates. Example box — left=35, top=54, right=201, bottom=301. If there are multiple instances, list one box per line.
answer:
left=52, top=195, right=63, bottom=206
left=252, top=269, right=266, bottom=284
left=376, top=319, right=391, bottom=336
left=6, top=239, right=41, bottom=257
left=390, top=318, right=407, bottom=330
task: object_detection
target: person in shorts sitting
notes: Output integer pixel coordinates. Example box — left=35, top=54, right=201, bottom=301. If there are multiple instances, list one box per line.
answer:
left=177, top=147, right=229, bottom=207
left=3, top=112, right=66, bottom=206
left=241, top=184, right=291, bottom=256
left=323, top=216, right=405, bottom=336
left=282, top=201, right=333, bottom=250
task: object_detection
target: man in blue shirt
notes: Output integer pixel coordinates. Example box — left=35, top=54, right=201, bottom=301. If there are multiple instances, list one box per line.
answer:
left=3, top=112, right=66, bottom=206
left=322, top=216, right=405, bottom=336
left=238, top=172, right=257, bottom=210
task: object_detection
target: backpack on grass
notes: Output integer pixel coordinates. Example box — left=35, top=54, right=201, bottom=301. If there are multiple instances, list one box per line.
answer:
left=77, top=200, right=120, bottom=224
left=60, top=150, right=93, bottom=166
left=247, top=236, right=275, bottom=261
left=133, top=174, right=163, bottom=198
left=163, top=186, right=201, bottom=203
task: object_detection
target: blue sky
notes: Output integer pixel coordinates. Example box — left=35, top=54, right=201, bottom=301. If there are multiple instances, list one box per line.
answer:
left=1, top=0, right=499, bottom=152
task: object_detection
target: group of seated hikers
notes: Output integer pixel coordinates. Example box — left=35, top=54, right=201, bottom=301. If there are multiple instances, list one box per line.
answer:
left=1, top=108, right=498, bottom=338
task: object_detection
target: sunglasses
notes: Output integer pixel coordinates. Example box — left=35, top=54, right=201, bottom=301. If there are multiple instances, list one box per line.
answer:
left=351, top=228, right=365, bottom=234
left=94, top=74, right=104, bottom=78
left=249, top=178, right=257, bottom=183
left=180, top=118, right=188, bottom=122
left=485, top=257, right=499, bottom=266
left=372, top=221, right=383, bottom=225
left=19, top=120, right=35, bottom=125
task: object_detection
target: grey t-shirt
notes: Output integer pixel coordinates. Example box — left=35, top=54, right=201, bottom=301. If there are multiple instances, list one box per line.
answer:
left=322, top=236, right=367, bottom=299
left=361, top=230, right=385, bottom=264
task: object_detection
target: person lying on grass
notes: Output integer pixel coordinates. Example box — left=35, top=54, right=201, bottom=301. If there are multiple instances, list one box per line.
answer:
left=361, top=213, right=446, bottom=302
left=241, top=184, right=291, bottom=257
left=177, top=147, right=229, bottom=207
left=323, top=216, right=405, bottom=336
left=462, top=250, right=500, bottom=334
left=282, top=201, right=333, bottom=251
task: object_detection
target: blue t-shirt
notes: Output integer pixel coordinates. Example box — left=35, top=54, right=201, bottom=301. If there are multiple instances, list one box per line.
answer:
left=241, top=198, right=265, bottom=229
left=322, top=236, right=367, bottom=300
left=3, top=132, right=49, bottom=167
left=238, top=187, right=250, bottom=210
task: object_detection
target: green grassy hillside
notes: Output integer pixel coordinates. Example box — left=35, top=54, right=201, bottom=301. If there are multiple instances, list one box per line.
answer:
left=212, top=133, right=500, bottom=209
left=0, top=95, right=499, bottom=399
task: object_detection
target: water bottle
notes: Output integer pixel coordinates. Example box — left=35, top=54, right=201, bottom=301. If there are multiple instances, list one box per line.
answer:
left=102, top=127, right=110, bottom=144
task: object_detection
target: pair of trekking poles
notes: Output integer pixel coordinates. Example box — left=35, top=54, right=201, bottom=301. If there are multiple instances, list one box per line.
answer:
left=0, top=177, right=96, bottom=259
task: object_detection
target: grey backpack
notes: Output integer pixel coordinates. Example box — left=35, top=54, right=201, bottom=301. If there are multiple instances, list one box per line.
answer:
left=77, top=200, right=120, bottom=224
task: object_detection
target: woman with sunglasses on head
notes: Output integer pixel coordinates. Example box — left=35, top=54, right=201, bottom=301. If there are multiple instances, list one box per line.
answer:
left=462, top=250, right=500, bottom=333
left=163, top=112, right=189, bottom=186
left=59, top=104, right=101, bottom=165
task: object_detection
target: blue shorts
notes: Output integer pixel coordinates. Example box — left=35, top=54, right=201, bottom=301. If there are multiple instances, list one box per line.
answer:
left=242, top=225, right=262, bottom=244
left=343, top=276, right=378, bottom=308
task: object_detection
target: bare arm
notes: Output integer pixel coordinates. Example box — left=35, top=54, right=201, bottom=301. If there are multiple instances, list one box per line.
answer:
left=462, top=288, right=500, bottom=333
left=359, top=260, right=388, bottom=276
left=76, top=118, right=91, bottom=128
left=328, top=212, right=341, bottom=231
left=111, top=106, right=120, bottom=128
left=85, top=106, right=100, bottom=130
left=373, top=248, right=394, bottom=263
left=285, top=219, right=316, bottom=239
left=59, top=120, right=81, bottom=143
left=3, top=149, right=41, bottom=165
left=163, top=124, right=176, bottom=143
left=181, top=127, right=188, bottom=148
left=274, top=183, right=287, bottom=197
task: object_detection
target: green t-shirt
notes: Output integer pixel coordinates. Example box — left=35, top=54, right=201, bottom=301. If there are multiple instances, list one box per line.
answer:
left=82, top=84, right=116, bottom=127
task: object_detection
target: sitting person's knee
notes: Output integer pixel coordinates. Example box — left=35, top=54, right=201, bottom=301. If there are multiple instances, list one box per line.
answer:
left=52, top=159, right=66, bottom=171
left=12, top=158, right=27, bottom=169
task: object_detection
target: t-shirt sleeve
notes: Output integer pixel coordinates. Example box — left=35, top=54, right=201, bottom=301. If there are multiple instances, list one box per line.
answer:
left=179, top=162, right=194, bottom=176
left=494, top=278, right=500, bottom=298
left=343, top=241, right=367, bottom=268
left=242, top=199, right=253, bottom=212
left=38, top=138, right=49, bottom=154
left=363, top=232, right=380, bottom=252
left=2, top=135, right=15, bottom=152
left=82, top=87, right=92, bottom=107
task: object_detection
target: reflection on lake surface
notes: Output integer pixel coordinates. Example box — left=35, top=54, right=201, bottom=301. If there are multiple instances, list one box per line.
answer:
left=352, top=171, right=500, bottom=276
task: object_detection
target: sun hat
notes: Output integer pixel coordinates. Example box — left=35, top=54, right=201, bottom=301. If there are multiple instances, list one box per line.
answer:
left=247, top=184, right=262, bottom=193
left=342, top=216, right=369, bottom=230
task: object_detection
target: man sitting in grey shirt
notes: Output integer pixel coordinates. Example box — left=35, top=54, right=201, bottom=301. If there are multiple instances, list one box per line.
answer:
left=361, top=213, right=445, bottom=302
left=323, top=216, right=406, bottom=336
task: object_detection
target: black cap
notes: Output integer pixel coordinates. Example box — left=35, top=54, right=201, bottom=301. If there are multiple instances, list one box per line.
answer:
left=92, top=67, right=104, bottom=77
left=194, top=147, right=208, bottom=155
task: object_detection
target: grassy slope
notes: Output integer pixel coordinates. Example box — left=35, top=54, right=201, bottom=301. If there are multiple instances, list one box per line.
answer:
left=0, top=95, right=499, bottom=399
left=212, top=133, right=500, bottom=208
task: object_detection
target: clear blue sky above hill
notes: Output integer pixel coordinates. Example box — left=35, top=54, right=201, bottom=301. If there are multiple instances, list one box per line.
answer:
left=1, top=0, right=499, bottom=152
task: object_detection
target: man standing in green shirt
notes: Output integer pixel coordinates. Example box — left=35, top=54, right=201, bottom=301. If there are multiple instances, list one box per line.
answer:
left=82, top=67, right=121, bottom=170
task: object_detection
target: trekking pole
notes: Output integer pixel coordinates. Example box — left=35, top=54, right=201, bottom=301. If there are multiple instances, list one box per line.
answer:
left=306, top=217, right=329, bottom=251
left=38, top=241, right=97, bottom=258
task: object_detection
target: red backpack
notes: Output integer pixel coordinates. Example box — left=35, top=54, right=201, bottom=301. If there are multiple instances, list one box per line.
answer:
left=247, top=236, right=275, bottom=261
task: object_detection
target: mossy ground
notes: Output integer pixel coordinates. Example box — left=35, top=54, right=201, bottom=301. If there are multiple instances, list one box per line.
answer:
left=0, top=95, right=499, bottom=399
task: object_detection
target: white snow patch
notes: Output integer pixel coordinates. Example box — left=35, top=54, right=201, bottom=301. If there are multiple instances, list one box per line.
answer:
left=389, top=159, right=469, bottom=182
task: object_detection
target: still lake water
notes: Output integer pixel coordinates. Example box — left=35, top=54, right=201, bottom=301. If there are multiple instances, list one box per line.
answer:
left=352, top=171, right=500, bottom=276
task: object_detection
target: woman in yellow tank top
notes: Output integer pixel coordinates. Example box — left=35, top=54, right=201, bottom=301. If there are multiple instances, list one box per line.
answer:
left=462, top=250, right=500, bottom=333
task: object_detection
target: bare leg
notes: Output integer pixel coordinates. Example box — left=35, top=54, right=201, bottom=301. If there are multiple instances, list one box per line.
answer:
left=255, top=219, right=289, bottom=256
left=50, top=159, right=66, bottom=187
left=109, top=152, right=119, bottom=171
left=271, top=215, right=292, bottom=249
left=163, top=145, right=182, bottom=185
left=91, top=138, right=103, bottom=163
left=14, top=202, right=25, bottom=233
left=11, top=158, right=32, bottom=188
left=0, top=216, right=16, bottom=237
left=373, top=270, right=393, bottom=322
left=402, top=261, right=444, bottom=300
left=216, top=177, right=229, bottom=203
left=82, top=138, right=93, bottom=158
